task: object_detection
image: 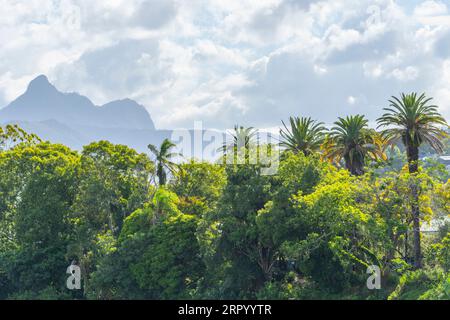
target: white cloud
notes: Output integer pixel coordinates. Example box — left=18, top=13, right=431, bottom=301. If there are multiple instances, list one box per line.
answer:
left=414, top=1, right=448, bottom=17
left=1, top=0, right=450, bottom=129
left=389, top=66, right=420, bottom=81
left=414, top=0, right=450, bottom=27
left=431, top=59, right=450, bottom=116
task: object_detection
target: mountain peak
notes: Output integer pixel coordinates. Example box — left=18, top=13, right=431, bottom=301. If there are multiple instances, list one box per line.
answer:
left=27, top=75, right=56, bottom=93
left=1, top=74, right=156, bottom=131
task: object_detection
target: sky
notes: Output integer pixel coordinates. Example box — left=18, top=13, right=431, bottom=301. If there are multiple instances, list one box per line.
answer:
left=1, top=0, right=450, bottom=130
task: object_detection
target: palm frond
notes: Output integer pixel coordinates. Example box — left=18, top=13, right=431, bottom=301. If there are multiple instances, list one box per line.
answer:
left=377, top=92, right=448, bottom=154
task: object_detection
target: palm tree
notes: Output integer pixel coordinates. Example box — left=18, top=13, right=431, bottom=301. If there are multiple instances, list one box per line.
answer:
left=323, top=115, right=386, bottom=176
left=377, top=92, right=448, bottom=269
left=148, top=138, right=179, bottom=186
left=226, top=125, right=257, bottom=150
left=220, top=125, right=258, bottom=163
left=280, top=117, right=327, bottom=156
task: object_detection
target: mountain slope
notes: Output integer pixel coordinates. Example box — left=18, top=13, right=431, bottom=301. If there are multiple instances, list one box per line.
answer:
left=0, top=75, right=168, bottom=152
left=0, top=75, right=156, bottom=130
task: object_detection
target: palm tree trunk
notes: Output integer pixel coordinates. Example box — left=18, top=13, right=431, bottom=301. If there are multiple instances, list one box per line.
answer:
left=407, top=145, right=422, bottom=269
left=407, top=146, right=419, bottom=174
left=157, top=163, right=166, bottom=186
left=345, top=158, right=364, bottom=176
left=344, top=155, right=357, bottom=175
left=411, top=185, right=422, bottom=269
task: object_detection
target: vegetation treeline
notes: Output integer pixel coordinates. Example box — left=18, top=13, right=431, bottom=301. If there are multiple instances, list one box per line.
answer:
left=0, top=93, right=449, bottom=300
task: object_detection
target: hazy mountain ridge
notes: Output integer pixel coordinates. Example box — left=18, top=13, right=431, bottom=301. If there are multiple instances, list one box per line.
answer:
left=0, top=75, right=170, bottom=152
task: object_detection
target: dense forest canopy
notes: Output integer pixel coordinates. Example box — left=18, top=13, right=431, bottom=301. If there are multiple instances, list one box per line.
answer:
left=0, top=93, right=449, bottom=300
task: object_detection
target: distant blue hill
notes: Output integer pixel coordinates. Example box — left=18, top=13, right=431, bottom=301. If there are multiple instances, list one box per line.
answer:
left=0, top=75, right=171, bottom=152
left=0, top=75, right=279, bottom=160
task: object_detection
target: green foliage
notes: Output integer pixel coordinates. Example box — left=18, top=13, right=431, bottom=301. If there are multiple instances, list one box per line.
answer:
left=323, top=115, right=386, bottom=176
left=206, top=163, right=276, bottom=298
left=388, top=269, right=449, bottom=300
left=280, top=117, right=327, bottom=155
left=0, top=124, right=41, bottom=151
left=130, top=212, right=203, bottom=299
left=170, top=160, right=226, bottom=215
left=73, top=140, right=154, bottom=234
left=1, top=120, right=449, bottom=300
left=7, top=286, right=72, bottom=300
left=148, top=138, right=179, bottom=186
left=377, top=93, right=449, bottom=269
left=377, top=93, right=448, bottom=154
left=287, top=170, right=370, bottom=291
left=432, top=233, right=450, bottom=272
left=222, top=125, right=258, bottom=153
left=89, top=189, right=204, bottom=299
left=0, top=142, right=80, bottom=298
left=66, top=141, right=155, bottom=297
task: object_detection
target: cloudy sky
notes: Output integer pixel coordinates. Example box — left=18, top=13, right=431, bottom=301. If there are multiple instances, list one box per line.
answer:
left=1, top=0, right=450, bottom=130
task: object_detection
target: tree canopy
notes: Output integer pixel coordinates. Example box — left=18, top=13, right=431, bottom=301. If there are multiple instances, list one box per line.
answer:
left=0, top=96, right=449, bottom=300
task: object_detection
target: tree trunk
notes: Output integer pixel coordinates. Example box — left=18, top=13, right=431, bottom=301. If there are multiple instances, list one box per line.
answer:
left=407, top=145, right=422, bottom=269
left=404, top=230, right=409, bottom=261
left=157, top=164, right=166, bottom=186
left=258, top=246, right=274, bottom=282
left=349, top=162, right=364, bottom=176
left=344, top=152, right=364, bottom=176
left=411, top=184, right=422, bottom=269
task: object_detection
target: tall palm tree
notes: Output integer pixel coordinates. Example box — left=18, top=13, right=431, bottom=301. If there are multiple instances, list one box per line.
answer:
left=280, top=117, right=327, bottom=156
left=220, top=125, right=258, bottom=163
left=226, top=125, right=258, bottom=150
left=323, top=115, right=386, bottom=176
left=377, top=92, right=448, bottom=269
left=148, top=138, right=179, bottom=186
